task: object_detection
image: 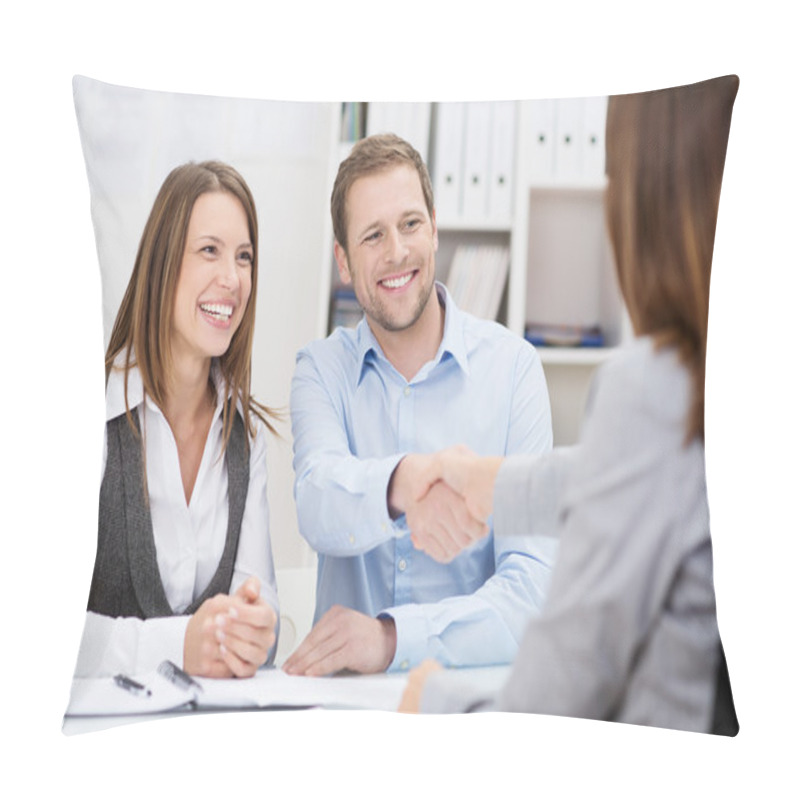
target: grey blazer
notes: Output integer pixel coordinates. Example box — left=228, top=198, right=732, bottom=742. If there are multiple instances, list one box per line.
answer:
left=422, top=337, right=735, bottom=734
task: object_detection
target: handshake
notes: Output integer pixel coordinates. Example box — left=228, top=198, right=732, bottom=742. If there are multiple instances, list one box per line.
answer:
left=387, top=446, right=505, bottom=564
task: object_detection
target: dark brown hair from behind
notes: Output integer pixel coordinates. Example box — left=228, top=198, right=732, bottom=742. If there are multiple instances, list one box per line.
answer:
left=605, top=75, right=739, bottom=441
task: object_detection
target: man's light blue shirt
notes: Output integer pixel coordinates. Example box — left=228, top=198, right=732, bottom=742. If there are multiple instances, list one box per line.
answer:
left=290, top=283, right=554, bottom=670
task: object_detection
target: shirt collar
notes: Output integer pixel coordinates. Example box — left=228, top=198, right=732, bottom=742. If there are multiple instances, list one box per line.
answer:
left=105, top=350, right=229, bottom=422
left=354, top=282, right=470, bottom=386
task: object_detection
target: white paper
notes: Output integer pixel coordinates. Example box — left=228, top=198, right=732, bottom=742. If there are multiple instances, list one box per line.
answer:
left=66, top=670, right=193, bottom=717
left=194, top=668, right=410, bottom=712
left=65, top=664, right=510, bottom=719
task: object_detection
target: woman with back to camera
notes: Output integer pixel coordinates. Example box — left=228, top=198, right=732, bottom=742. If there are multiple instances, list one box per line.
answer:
left=74, top=160, right=280, bottom=680
left=399, top=76, right=739, bottom=734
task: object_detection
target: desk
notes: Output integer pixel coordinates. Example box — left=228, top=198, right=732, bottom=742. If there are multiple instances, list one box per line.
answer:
left=62, top=664, right=510, bottom=735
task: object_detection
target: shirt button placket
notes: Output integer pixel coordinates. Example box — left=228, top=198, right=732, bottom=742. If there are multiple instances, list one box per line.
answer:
left=398, top=383, right=414, bottom=450
left=396, top=382, right=414, bottom=605
left=395, top=545, right=412, bottom=605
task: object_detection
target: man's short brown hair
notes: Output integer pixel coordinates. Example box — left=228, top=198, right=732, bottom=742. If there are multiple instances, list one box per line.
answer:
left=331, top=133, right=435, bottom=253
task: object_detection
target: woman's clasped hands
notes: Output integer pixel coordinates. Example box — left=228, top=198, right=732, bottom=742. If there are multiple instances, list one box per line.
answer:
left=184, top=576, right=277, bottom=679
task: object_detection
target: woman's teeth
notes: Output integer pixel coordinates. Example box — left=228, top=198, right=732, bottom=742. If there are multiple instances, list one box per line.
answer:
left=200, top=303, right=233, bottom=320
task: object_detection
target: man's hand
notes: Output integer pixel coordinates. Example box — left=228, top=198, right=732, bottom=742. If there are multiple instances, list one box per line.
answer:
left=183, top=577, right=277, bottom=679
left=398, top=659, right=444, bottom=713
left=437, top=447, right=504, bottom=523
left=387, top=453, right=442, bottom=518
left=388, top=451, right=489, bottom=563
left=282, top=605, right=397, bottom=677
left=407, top=480, right=488, bottom=563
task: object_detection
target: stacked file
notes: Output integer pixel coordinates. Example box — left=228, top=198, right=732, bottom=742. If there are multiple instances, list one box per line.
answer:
left=524, top=322, right=604, bottom=348
left=524, top=95, right=608, bottom=184
left=445, top=244, right=510, bottom=322
left=432, top=101, right=517, bottom=224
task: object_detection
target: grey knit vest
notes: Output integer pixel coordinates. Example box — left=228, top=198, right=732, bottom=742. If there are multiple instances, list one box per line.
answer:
left=87, top=403, right=249, bottom=619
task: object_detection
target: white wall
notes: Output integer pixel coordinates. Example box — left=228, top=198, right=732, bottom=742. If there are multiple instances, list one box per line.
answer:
left=74, top=76, right=338, bottom=569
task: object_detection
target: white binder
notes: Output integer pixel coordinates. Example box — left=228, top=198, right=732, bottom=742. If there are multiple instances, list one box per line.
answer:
left=405, top=102, right=432, bottom=164
left=366, top=102, right=432, bottom=163
left=582, top=95, right=608, bottom=181
left=488, top=101, right=517, bottom=223
left=432, top=102, right=466, bottom=221
left=462, top=101, right=493, bottom=220
left=554, top=97, right=584, bottom=181
left=525, top=98, right=556, bottom=184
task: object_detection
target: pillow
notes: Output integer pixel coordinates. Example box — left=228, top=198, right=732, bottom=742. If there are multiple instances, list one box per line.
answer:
left=67, top=75, right=737, bottom=739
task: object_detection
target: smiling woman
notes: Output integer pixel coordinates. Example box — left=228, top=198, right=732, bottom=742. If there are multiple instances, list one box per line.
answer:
left=74, top=161, right=281, bottom=682
left=171, top=191, right=254, bottom=379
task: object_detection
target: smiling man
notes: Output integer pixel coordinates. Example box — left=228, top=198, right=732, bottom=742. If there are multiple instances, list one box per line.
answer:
left=284, top=133, right=554, bottom=676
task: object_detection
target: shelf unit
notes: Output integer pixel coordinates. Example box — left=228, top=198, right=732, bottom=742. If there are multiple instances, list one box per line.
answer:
left=321, top=98, right=630, bottom=445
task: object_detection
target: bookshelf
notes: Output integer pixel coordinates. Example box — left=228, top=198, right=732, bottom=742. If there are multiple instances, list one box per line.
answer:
left=321, top=98, right=630, bottom=445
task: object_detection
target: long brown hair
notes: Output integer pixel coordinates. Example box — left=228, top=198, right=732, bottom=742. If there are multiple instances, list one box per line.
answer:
left=605, top=75, right=738, bottom=441
left=106, top=160, right=277, bottom=447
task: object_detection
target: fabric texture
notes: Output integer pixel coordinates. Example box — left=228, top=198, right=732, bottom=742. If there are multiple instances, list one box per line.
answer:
left=87, top=403, right=247, bottom=619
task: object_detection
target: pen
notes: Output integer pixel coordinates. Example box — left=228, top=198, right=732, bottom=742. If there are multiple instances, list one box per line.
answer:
left=113, top=673, right=152, bottom=697
left=158, top=660, right=203, bottom=693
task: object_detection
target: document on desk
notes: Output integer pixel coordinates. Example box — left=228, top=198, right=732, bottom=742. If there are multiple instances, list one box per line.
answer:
left=67, top=670, right=195, bottom=717
left=196, top=669, right=408, bottom=712
left=65, top=662, right=409, bottom=717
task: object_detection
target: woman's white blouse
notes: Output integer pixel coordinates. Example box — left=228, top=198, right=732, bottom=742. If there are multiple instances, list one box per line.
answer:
left=73, top=360, right=278, bottom=678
